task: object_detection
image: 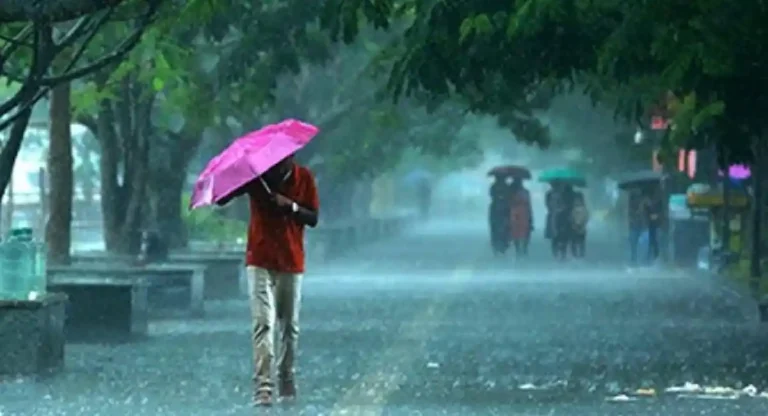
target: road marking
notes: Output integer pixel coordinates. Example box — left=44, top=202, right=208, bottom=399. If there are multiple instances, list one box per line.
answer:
left=329, top=265, right=475, bottom=414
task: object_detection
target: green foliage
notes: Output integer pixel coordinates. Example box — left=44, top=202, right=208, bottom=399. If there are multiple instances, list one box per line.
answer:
left=321, top=0, right=768, bottom=166
left=252, top=29, right=475, bottom=179
left=181, top=193, right=247, bottom=243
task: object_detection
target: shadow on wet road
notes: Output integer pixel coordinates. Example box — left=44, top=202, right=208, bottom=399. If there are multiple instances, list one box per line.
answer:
left=3, top=216, right=768, bottom=415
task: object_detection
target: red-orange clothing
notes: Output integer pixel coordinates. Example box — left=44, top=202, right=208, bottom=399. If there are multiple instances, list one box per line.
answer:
left=509, top=188, right=532, bottom=240
left=245, top=164, right=319, bottom=273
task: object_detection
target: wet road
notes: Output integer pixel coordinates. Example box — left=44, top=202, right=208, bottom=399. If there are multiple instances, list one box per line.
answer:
left=4, top=217, right=768, bottom=415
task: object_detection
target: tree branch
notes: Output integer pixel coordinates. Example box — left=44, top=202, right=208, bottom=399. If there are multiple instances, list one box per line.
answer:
left=0, top=23, right=32, bottom=51
left=57, top=8, right=116, bottom=74
left=54, top=12, right=101, bottom=50
left=0, top=24, right=45, bottom=127
left=0, top=0, right=126, bottom=23
left=38, top=0, right=161, bottom=86
left=0, top=95, right=33, bottom=202
left=75, top=113, right=98, bottom=136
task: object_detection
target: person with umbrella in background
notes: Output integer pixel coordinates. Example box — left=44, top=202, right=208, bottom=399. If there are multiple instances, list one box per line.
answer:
left=570, top=191, right=589, bottom=258
left=552, top=183, right=576, bottom=259
left=615, top=170, right=663, bottom=266
left=488, top=173, right=513, bottom=255
left=190, top=119, right=320, bottom=406
left=487, top=165, right=531, bottom=256
left=540, top=168, right=586, bottom=260
left=644, top=187, right=664, bottom=263
left=508, top=172, right=534, bottom=257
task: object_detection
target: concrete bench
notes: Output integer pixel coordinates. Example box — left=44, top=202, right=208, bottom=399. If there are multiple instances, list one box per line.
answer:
left=72, top=251, right=244, bottom=300
left=47, top=273, right=149, bottom=341
left=168, top=252, right=245, bottom=300
left=0, top=293, right=68, bottom=377
left=49, top=263, right=206, bottom=321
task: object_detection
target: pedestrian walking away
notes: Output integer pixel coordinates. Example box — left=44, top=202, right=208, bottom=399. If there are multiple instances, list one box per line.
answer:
left=509, top=178, right=533, bottom=256
left=546, top=183, right=575, bottom=260
left=570, top=192, right=589, bottom=258
left=646, top=188, right=663, bottom=263
left=217, top=154, right=319, bottom=406
left=627, top=189, right=645, bottom=266
left=489, top=175, right=513, bottom=255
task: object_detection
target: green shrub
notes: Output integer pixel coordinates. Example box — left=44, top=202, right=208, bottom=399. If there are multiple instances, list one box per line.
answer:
left=181, top=193, right=247, bottom=244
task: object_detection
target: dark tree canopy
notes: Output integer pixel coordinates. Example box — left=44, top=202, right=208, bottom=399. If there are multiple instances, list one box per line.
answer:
left=0, top=0, right=128, bottom=23
left=320, top=0, right=768, bottom=163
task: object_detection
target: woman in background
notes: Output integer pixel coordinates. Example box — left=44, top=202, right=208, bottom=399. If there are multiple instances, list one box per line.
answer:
left=489, top=175, right=512, bottom=255
left=570, top=192, right=589, bottom=258
left=509, top=177, right=533, bottom=256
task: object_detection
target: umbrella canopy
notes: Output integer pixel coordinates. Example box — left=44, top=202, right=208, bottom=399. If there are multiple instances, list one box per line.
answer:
left=718, top=164, right=751, bottom=180
left=538, top=167, right=586, bottom=187
left=615, top=170, right=662, bottom=190
left=190, top=119, right=319, bottom=209
left=488, top=165, right=531, bottom=179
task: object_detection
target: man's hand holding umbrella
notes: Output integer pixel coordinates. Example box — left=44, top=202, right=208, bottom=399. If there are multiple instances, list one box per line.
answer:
left=272, top=191, right=318, bottom=227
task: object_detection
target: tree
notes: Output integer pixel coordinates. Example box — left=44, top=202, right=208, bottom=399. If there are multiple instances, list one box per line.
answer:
left=0, top=0, right=162, bottom=204
left=259, top=31, right=475, bottom=220
left=73, top=0, right=337, bottom=252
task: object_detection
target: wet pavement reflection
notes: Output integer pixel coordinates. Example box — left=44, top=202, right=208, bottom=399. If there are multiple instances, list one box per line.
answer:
left=3, top=218, right=768, bottom=415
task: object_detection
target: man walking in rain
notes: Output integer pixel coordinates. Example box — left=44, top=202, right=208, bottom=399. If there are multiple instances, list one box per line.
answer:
left=217, top=154, right=319, bottom=406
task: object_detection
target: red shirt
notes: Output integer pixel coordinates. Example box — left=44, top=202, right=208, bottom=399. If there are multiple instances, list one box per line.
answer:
left=245, top=164, right=319, bottom=273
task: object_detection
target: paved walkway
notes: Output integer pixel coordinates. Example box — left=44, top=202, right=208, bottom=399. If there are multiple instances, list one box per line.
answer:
left=2, top=217, right=768, bottom=415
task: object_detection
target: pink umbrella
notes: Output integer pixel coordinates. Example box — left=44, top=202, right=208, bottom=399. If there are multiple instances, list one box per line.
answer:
left=717, top=164, right=751, bottom=179
left=190, top=119, right=319, bottom=209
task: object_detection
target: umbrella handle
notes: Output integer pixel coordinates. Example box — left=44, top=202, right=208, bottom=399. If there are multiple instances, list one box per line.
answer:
left=259, top=177, right=273, bottom=195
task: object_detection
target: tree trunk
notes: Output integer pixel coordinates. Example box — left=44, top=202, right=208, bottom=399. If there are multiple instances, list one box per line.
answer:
left=1, top=180, right=13, bottom=235
left=95, top=98, right=125, bottom=251
left=45, top=82, right=74, bottom=265
left=149, top=144, right=189, bottom=249
left=94, top=73, right=154, bottom=254
left=116, top=80, right=153, bottom=255
left=152, top=167, right=187, bottom=248
left=0, top=101, right=33, bottom=202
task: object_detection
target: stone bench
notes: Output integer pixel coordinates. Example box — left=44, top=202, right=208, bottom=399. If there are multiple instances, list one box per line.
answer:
left=168, top=252, right=245, bottom=300
left=47, top=273, right=150, bottom=342
left=49, top=263, right=206, bottom=327
left=0, top=293, right=68, bottom=377
left=72, top=251, right=244, bottom=300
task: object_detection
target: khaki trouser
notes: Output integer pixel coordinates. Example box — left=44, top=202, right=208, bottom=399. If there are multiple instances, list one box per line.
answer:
left=246, top=266, right=302, bottom=391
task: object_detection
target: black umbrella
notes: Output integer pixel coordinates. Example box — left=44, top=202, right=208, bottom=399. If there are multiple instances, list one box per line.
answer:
left=615, top=170, right=663, bottom=190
